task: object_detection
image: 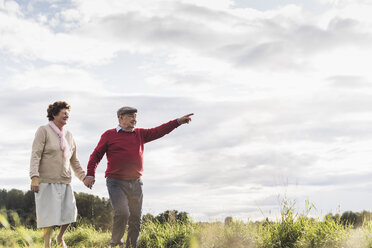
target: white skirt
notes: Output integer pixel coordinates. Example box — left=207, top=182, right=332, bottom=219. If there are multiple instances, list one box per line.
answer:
left=35, top=183, right=77, bottom=228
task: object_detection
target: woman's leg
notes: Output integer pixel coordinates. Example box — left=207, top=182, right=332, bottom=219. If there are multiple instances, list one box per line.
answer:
left=42, top=227, right=53, bottom=248
left=56, top=224, right=69, bottom=247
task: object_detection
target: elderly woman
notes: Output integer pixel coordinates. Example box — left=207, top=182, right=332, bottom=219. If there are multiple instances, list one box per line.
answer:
left=30, top=101, right=87, bottom=248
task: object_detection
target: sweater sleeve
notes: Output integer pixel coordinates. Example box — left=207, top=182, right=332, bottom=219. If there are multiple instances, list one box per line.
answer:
left=29, top=126, right=46, bottom=179
left=141, top=119, right=180, bottom=143
left=87, top=132, right=108, bottom=177
left=69, top=137, right=86, bottom=181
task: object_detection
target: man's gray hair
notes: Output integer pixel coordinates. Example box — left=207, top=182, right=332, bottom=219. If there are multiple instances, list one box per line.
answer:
left=117, top=106, right=137, bottom=117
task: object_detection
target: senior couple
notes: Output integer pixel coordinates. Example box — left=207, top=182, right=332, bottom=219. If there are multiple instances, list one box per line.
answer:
left=30, top=101, right=193, bottom=248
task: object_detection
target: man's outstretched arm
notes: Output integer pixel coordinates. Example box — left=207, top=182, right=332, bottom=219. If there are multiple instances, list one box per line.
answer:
left=142, top=113, right=194, bottom=143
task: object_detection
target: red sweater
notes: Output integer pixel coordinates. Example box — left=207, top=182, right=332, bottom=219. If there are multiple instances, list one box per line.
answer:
left=87, top=119, right=180, bottom=180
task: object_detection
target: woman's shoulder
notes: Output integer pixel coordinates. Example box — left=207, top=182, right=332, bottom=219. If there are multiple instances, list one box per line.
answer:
left=35, top=124, right=50, bottom=134
left=38, top=124, right=50, bottom=129
left=65, top=129, right=74, bottom=137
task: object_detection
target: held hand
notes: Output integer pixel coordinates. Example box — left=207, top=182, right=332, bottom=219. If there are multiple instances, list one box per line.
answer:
left=177, top=113, right=194, bottom=125
left=31, top=177, right=39, bottom=193
left=84, top=177, right=95, bottom=189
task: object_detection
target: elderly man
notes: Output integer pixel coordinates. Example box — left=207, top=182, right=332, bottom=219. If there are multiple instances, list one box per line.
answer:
left=84, top=107, right=193, bottom=248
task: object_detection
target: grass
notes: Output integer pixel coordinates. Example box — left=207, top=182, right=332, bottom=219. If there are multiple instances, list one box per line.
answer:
left=1, top=203, right=372, bottom=248
left=193, top=221, right=258, bottom=248
left=138, top=220, right=195, bottom=248
left=257, top=200, right=350, bottom=248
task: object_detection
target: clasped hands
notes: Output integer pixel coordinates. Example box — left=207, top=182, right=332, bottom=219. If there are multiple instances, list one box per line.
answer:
left=83, top=177, right=95, bottom=189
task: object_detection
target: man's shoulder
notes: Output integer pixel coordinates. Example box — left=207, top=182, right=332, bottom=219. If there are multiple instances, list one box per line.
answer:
left=134, top=128, right=145, bottom=134
left=102, top=128, right=117, bottom=135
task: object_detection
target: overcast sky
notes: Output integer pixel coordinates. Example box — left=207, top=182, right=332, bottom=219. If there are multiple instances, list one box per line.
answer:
left=1, top=0, right=372, bottom=222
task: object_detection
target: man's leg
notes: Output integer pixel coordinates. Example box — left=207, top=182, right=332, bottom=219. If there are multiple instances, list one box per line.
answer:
left=126, top=179, right=143, bottom=248
left=107, top=178, right=130, bottom=247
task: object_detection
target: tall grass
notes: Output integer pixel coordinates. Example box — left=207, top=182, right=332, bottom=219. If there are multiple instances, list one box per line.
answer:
left=62, top=225, right=111, bottom=248
left=0, top=208, right=41, bottom=247
left=138, top=220, right=195, bottom=248
left=1, top=202, right=372, bottom=248
left=193, top=221, right=258, bottom=248
left=257, top=200, right=350, bottom=248
left=341, top=220, right=372, bottom=248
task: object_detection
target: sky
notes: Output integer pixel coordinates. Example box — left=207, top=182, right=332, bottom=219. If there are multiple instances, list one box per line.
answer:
left=1, top=0, right=372, bottom=222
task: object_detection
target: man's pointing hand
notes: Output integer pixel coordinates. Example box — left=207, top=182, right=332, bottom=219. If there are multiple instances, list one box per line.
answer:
left=177, top=113, right=194, bottom=125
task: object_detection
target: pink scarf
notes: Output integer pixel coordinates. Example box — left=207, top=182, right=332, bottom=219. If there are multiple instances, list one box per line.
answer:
left=49, top=121, right=70, bottom=159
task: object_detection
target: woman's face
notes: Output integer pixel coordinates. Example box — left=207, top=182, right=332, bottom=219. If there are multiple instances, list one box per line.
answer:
left=53, top=108, right=70, bottom=127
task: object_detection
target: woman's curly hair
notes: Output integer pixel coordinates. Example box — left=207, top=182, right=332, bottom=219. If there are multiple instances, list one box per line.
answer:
left=47, top=101, right=71, bottom=121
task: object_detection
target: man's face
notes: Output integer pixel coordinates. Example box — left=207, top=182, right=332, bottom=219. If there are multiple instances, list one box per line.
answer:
left=53, top=108, right=70, bottom=127
left=119, top=113, right=137, bottom=130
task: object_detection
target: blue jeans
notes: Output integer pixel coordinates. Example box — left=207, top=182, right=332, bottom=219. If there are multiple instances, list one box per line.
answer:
left=106, top=177, right=143, bottom=248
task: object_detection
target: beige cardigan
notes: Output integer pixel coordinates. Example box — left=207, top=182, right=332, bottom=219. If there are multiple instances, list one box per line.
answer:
left=30, top=125, right=86, bottom=184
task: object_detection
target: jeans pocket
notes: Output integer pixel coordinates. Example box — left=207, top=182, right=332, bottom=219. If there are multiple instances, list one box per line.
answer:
left=106, top=177, right=115, bottom=187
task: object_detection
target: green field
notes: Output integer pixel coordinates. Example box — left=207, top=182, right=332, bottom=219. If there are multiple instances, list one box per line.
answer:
left=1, top=203, right=372, bottom=248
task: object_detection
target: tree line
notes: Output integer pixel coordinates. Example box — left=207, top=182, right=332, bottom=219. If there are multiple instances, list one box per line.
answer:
left=0, top=188, right=189, bottom=230
left=1, top=188, right=371, bottom=230
left=325, top=211, right=372, bottom=228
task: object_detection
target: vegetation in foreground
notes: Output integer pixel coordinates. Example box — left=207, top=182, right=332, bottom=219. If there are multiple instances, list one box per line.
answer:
left=1, top=189, right=372, bottom=247
left=1, top=202, right=372, bottom=248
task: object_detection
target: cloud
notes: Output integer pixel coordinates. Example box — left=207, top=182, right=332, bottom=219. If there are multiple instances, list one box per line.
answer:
left=0, top=0, right=22, bottom=16
left=5, top=64, right=105, bottom=92
left=301, top=172, right=372, bottom=186
left=317, top=0, right=372, bottom=6
left=69, top=0, right=372, bottom=76
left=328, top=75, right=372, bottom=89
left=0, top=9, right=118, bottom=65
left=2, top=0, right=371, bottom=72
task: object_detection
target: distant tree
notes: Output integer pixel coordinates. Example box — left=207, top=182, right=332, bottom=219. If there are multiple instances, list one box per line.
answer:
left=337, top=210, right=372, bottom=228
left=224, top=216, right=233, bottom=226
left=0, top=189, right=7, bottom=208
left=156, top=210, right=172, bottom=224
left=74, top=192, right=113, bottom=231
left=23, top=191, right=36, bottom=227
left=75, top=192, right=95, bottom=219
left=142, top=213, right=155, bottom=223
left=23, top=191, right=35, bottom=213
left=5, top=189, right=24, bottom=210
left=359, top=210, right=372, bottom=225
left=340, top=211, right=358, bottom=227
left=155, top=210, right=190, bottom=224
left=177, top=211, right=189, bottom=224
left=90, top=195, right=113, bottom=230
